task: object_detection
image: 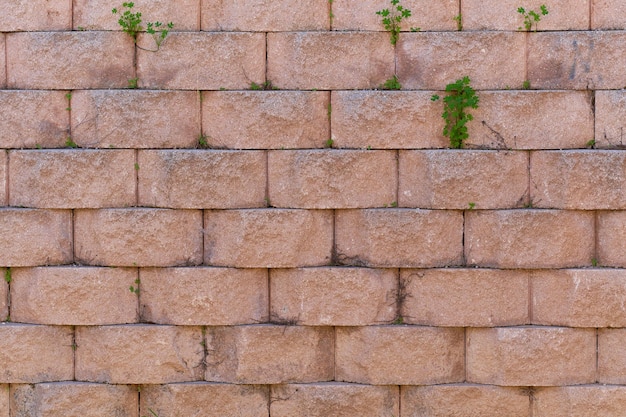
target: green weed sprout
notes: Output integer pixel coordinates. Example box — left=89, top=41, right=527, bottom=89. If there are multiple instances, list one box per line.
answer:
left=377, top=0, right=412, bottom=45
left=431, top=76, right=480, bottom=149
left=518, top=5, right=548, bottom=31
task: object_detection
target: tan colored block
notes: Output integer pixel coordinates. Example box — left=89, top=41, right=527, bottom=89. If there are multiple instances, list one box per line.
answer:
left=138, top=150, right=266, bottom=209
left=401, top=384, right=530, bottom=417
left=141, top=383, right=268, bottom=417
left=72, top=90, right=199, bottom=149
left=0, top=0, right=71, bottom=31
left=10, top=382, right=138, bottom=417
left=336, top=326, right=464, bottom=385
left=0, top=384, right=6, bottom=417
left=0, top=269, right=6, bottom=321
left=0, top=323, right=73, bottom=383
left=137, top=32, right=265, bottom=90
left=11, top=267, right=138, bottom=325
left=202, top=0, right=329, bottom=31
left=532, top=150, right=626, bottom=209
left=140, top=267, right=268, bottom=325
left=74, top=0, right=199, bottom=31
left=598, top=329, right=626, bottom=384
left=399, top=150, right=528, bottom=209
left=202, top=91, right=329, bottom=149
left=0, top=91, right=68, bottom=149
left=0, top=35, right=4, bottom=88
left=534, top=385, right=626, bottom=416
left=593, top=0, right=626, bottom=29
left=335, top=209, right=464, bottom=267
left=74, top=209, right=203, bottom=267
left=463, top=0, right=589, bottom=31
left=75, top=325, right=204, bottom=384
left=402, top=269, right=529, bottom=327
left=467, top=327, right=596, bottom=386
left=332, top=0, right=458, bottom=31
left=533, top=269, right=626, bottom=327
left=271, top=383, right=399, bottom=417
left=331, top=91, right=446, bottom=149
left=528, top=32, right=626, bottom=90
left=6, top=32, right=133, bottom=89
left=204, top=209, right=333, bottom=268
left=598, top=211, right=626, bottom=267
left=270, top=267, right=396, bottom=326
left=267, top=32, right=394, bottom=90
left=465, top=210, right=595, bottom=268
left=268, top=150, right=396, bottom=209
left=467, top=91, right=594, bottom=150
left=595, top=90, right=626, bottom=148
left=9, top=150, right=136, bottom=208
left=0, top=209, right=72, bottom=267
left=205, top=325, right=334, bottom=384
left=0, top=153, right=5, bottom=206
left=397, top=32, right=525, bottom=90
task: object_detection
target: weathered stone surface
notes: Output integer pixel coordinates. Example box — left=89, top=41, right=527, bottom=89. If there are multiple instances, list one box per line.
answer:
left=593, top=0, right=626, bottom=29
left=534, top=385, right=626, bottom=416
left=597, top=211, right=626, bottom=268
left=0, top=0, right=70, bottom=31
left=595, top=90, right=626, bottom=148
left=598, top=329, right=626, bottom=384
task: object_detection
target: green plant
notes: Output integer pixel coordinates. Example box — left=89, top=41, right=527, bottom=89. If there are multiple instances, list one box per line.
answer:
left=4, top=268, right=11, bottom=284
left=468, top=202, right=476, bottom=210
left=517, top=5, right=548, bottom=31
left=431, top=76, right=480, bottom=149
left=112, top=2, right=173, bottom=51
left=379, top=75, right=402, bottom=90
left=377, top=0, right=412, bottom=46
left=325, top=138, right=334, bottom=148
left=197, top=134, right=209, bottom=149
left=250, top=80, right=277, bottom=90
left=329, top=0, right=334, bottom=25
left=586, top=139, right=596, bottom=148
left=142, top=409, right=159, bottom=417
left=129, top=278, right=140, bottom=294
left=134, top=162, right=140, bottom=171
left=453, top=14, right=463, bottom=31
left=522, top=80, right=531, bottom=90
left=128, top=77, right=138, bottom=88
left=65, top=137, right=78, bottom=148
left=591, top=258, right=598, bottom=267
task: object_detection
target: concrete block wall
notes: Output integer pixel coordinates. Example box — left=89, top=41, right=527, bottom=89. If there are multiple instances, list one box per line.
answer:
left=1, top=0, right=626, bottom=415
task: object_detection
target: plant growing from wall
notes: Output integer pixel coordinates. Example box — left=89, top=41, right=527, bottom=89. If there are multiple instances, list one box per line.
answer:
left=113, top=2, right=174, bottom=52
left=431, top=76, right=480, bottom=149
left=377, top=0, right=412, bottom=46
left=379, top=75, right=402, bottom=90
left=517, top=5, right=549, bottom=31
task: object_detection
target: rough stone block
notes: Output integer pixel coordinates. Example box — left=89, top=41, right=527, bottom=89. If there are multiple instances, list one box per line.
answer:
left=598, top=329, right=626, bottom=384
left=593, top=0, right=626, bottom=29
left=597, top=211, right=626, bottom=267
left=0, top=0, right=71, bottom=31
left=595, top=90, right=626, bottom=148
left=534, top=385, right=626, bottom=416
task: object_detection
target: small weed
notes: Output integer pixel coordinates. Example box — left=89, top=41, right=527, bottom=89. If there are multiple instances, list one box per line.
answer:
left=522, top=80, right=531, bottom=90
left=35, top=144, right=42, bottom=149
left=134, top=162, right=140, bottom=171
left=329, top=0, right=334, bottom=25
left=4, top=268, right=11, bottom=284
left=127, top=78, right=139, bottom=89
left=586, top=139, right=596, bottom=148
left=432, top=76, right=480, bottom=149
left=327, top=103, right=332, bottom=119
left=65, top=137, right=78, bottom=148
left=197, top=134, right=209, bottom=149
left=392, top=317, right=404, bottom=325
left=591, top=258, right=599, bottom=267
left=129, top=278, right=140, bottom=294
left=250, top=80, right=277, bottom=90
left=518, top=5, right=548, bottom=32
left=377, top=0, right=412, bottom=46
left=453, top=14, right=463, bottom=31
left=142, top=409, right=159, bottom=417
left=379, top=75, right=402, bottom=90
left=410, top=27, right=420, bottom=32
left=325, top=138, right=334, bottom=148
left=65, top=92, right=72, bottom=111
left=468, top=202, right=476, bottom=210
left=113, top=2, right=173, bottom=51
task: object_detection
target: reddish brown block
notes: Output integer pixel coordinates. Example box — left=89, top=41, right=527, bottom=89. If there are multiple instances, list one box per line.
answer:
left=597, top=211, right=626, bottom=267
left=0, top=152, right=5, bottom=206
left=399, top=150, right=528, bottom=209
left=205, top=325, right=334, bottom=384
left=0, top=0, right=71, bottom=31
left=72, top=90, right=199, bottom=149
left=401, top=384, right=530, bottom=417
left=268, top=150, right=397, bottom=208
left=332, top=0, right=458, bottom=31
left=74, top=209, right=203, bottom=267
left=593, top=0, right=626, bottom=29
left=528, top=32, right=626, bottom=90
left=204, top=209, right=333, bottom=268
left=0, top=323, right=73, bottom=383
left=466, top=91, right=594, bottom=150
left=402, top=269, right=529, bottom=327
left=141, top=383, right=268, bottom=417
left=202, top=0, right=329, bottom=31
left=270, top=267, right=397, bottom=326
left=335, top=326, right=464, bottom=385
left=10, top=382, right=138, bottom=417
left=202, top=91, right=329, bottom=149
left=331, top=91, right=446, bottom=149
left=0, top=90, right=68, bottom=149
left=0, top=384, right=6, bottom=417
left=267, top=32, right=394, bottom=90
left=533, top=269, right=626, bottom=327
left=6, top=32, right=133, bottom=89
left=534, top=385, right=626, bottom=416
left=11, top=267, right=138, bottom=325
left=397, top=32, right=525, bottom=90
left=74, top=0, right=199, bottom=31
left=140, top=267, right=268, bottom=325
left=0, top=269, right=7, bottom=322
left=9, top=150, right=136, bottom=208
left=595, top=90, right=626, bottom=148
left=531, top=151, right=626, bottom=209
left=271, top=383, right=399, bottom=417
left=335, top=209, right=464, bottom=267
left=465, top=210, right=595, bottom=268
left=599, top=329, right=626, bottom=384
left=138, top=150, right=266, bottom=209
left=467, top=327, right=596, bottom=386
left=0, top=209, right=72, bottom=267
left=75, top=325, right=204, bottom=384
left=137, top=32, right=265, bottom=90
left=0, top=35, right=5, bottom=88
left=463, top=0, right=589, bottom=31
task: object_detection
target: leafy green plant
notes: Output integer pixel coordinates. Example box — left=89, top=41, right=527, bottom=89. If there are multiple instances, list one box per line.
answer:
left=586, top=139, right=596, bottom=148
left=325, top=138, right=334, bottom=148
left=376, top=0, right=412, bottom=46
left=522, top=80, right=531, bottom=90
left=453, top=14, right=463, bottom=31
left=65, top=137, right=78, bottom=148
left=431, top=76, right=480, bottom=149
left=517, top=5, right=548, bottom=31
left=468, top=202, right=476, bottom=210
left=129, top=278, right=140, bottom=294
left=379, top=75, right=402, bottom=90
left=142, top=409, right=159, bottom=417
left=250, top=80, right=278, bottom=90
left=128, top=78, right=138, bottom=89
left=197, top=134, right=209, bottom=149
left=112, top=2, right=173, bottom=51
left=4, top=268, right=11, bottom=284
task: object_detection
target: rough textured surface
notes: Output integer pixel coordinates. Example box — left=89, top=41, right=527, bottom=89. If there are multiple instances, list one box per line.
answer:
left=597, top=211, right=626, bottom=267
left=598, top=329, right=626, bottom=384
left=0, top=0, right=71, bottom=31
left=595, top=90, right=626, bottom=148
left=534, top=385, right=626, bottom=416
